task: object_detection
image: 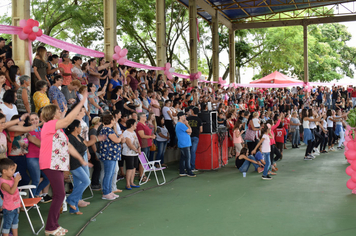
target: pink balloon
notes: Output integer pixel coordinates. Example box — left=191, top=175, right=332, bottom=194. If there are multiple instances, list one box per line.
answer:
left=28, top=32, right=37, bottom=41
left=118, top=58, right=126, bottom=65
left=346, top=179, right=356, bottom=190
left=346, top=125, right=351, bottom=131
left=165, top=63, right=171, bottom=70
left=33, top=20, right=40, bottom=27
left=348, top=159, right=353, bottom=164
left=36, top=28, right=43, bottom=36
left=167, top=74, right=173, bottom=80
left=345, top=135, right=352, bottom=142
left=346, top=166, right=354, bottom=176
left=114, top=46, right=121, bottom=54
left=345, top=150, right=356, bottom=160
left=18, top=31, right=28, bottom=40
left=347, top=141, right=356, bottom=151
left=119, top=48, right=128, bottom=57
left=23, top=25, right=32, bottom=34
left=351, top=161, right=356, bottom=171
left=113, top=54, right=119, bottom=60
left=352, top=173, right=356, bottom=182
left=26, top=19, right=36, bottom=27
left=19, top=19, right=27, bottom=28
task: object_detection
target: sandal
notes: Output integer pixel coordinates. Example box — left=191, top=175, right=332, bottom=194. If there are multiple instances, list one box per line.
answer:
left=70, top=211, right=83, bottom=215
left=140, top=176, right=151, bottom=182
left=45, top=227, right=66, bottom=236
left=59, top=227, right=68, bottom=233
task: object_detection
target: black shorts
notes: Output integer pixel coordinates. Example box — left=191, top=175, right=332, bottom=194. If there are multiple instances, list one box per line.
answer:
left=121, top=155, right=138, bottom=170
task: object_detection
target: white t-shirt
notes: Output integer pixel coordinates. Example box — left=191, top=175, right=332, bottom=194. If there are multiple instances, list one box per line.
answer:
left=156, top=126, right=169, bottom=142
left=122, top=130, right=139, bottom=156
left=162, top=106, right=171, bottom=120
left=0, top=104, right=18, bottom=122
left=78, top=94, right=88, bottom=112
left=327, top=117, right=333, bottom=127
left=116, top=123, right=122, bottom=135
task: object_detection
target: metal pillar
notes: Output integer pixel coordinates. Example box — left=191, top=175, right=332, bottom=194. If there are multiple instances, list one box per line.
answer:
left=303, top=22, right=308, bottom=83
left=189, top=0, right=198, bottom=86
left=12, top=0, right=30, bottom=76
left=212, top=10, right=219, bottom=83
left=229, top=29, right=236, bottom=84
left=156, top=0, right=166, bottom=78
left=103, top=0, right=117, bottom=62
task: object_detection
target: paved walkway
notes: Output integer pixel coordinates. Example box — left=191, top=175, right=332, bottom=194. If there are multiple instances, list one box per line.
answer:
left=19, top=143, right=356, bottom=236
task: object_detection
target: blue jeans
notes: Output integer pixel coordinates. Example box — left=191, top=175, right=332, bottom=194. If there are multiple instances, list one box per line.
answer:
left=332, top=99, right=336, bottom=110
left=142, top=147, right=150, bottom=160
left=284, top=129, right=288, bottom=143
left=238, top=155, right=260, bottom=173
left=262, top=152, right=271, bottom=176
left=292, top=129, right=300, bottom=146
left=156, top=141, right=167, bottom=164
left=2, top=208, right=19, bottom=234
left=101, top=160, right=116, bottom=195
left=9, top=155, right=30, bottom=186
left=26, top=158, right=50, bottom=196
left=83, top=151, right=90, bottom=177
left=67, top=166, right=90, bottom=213
left=190, top=137, right=199, bottom=170
left=83, top=115, right=89, bottom=127
left=326, top=98, right=331, bottom=109
left=179, top=147, right=193, bottom=175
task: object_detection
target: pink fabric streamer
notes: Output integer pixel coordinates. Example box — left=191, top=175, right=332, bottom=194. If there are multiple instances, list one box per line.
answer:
left=172, top=72, right=190, bottom=79
left=37, top=34, right=104, bottom=58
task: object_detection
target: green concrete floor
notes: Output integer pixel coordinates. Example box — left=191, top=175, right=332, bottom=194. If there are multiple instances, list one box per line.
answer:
left=19, top=143, right=356, bottom=236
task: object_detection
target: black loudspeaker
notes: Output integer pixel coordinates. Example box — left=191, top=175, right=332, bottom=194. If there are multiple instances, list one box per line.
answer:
left=198, top=111, right=218, bottom=133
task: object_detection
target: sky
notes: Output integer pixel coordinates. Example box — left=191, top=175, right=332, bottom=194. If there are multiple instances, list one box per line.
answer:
left=0, top=0, right=355, bottom=84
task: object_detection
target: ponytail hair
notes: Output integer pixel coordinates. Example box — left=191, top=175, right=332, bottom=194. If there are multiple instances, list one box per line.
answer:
left=65, top=119, right=81, bottom=135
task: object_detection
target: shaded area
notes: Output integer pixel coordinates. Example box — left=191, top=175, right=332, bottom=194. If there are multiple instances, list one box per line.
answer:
left=19, top=144, right=356, bottom=236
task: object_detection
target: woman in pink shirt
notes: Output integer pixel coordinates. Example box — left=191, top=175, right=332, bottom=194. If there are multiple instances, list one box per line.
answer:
left=39, top=91, right=89, bottom=236
left=58, top=53, right=73, bottom=86
left=150, top=92, right=161, bottom=118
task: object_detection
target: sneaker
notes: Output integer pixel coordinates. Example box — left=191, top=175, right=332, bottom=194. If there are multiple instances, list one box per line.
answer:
left=91, top=185, right=101, bottom=191
left=312, top=152, right=320, bottom=156
left=179, top=173, right=187, bottom=177
left=110, top=193, right=120, bottom=199
left=337, top=147, right=343, bottom=150
left=187, top=174, right=196, bottom=177
left=116, top=175, right=125, bottom=181
left=262, top=175, right=272, bottom=180
left=296, top=146, right=300, bottom=148
left=41, top=194, right=52, bottom=203
left=191, top=169, right=199, bottom=172
left=304, top=156, right=313, bottom=160
left=308, top=154, right=316, bottom=159
left=314, top=148, right=320, bottom=153
left=102, top=194, right=115, bottom=200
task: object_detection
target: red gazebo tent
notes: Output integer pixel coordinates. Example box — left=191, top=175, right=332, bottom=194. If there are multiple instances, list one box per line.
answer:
left=250, top=71, right=301, bottom=84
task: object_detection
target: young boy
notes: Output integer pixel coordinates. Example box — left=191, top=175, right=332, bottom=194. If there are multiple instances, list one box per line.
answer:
left=0, top=158, right=21, bottom=236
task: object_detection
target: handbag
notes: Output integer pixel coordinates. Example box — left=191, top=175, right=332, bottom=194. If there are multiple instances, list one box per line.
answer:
left=290, top=127, right=296, bottom=133
left=150, top=143, right=157, bottom=151
left=244, top=128, right=256, bottom=141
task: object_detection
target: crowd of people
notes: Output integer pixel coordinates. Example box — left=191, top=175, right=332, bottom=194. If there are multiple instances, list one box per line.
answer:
left=0, top=36, right=354, bottom=235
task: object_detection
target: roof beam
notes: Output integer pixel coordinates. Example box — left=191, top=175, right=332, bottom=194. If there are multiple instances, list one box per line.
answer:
left=232, top=14, right=356, bottom=30
left=195, top=0, right=232, bottom=29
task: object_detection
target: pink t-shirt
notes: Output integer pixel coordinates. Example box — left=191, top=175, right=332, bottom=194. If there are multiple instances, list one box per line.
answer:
left=0, top=177, right=21, bottom=210
left=136, top=122, right=153, bottom=148
left=39, top=120, right=70, bottom=171
left=233, top=129, right=243, bottom=144
left=27, top=129, right=41, bottom=158
left=261, top=134, right=271, bottom=153
left=151, top=99, right=160, bottom=117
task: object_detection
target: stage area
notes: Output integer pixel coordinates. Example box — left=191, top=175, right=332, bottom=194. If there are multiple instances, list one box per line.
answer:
left=19, top=143, right=356, bottom=236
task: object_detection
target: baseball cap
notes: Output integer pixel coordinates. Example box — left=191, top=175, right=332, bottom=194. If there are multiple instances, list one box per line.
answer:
left=177, top=112, right=185, bottom=119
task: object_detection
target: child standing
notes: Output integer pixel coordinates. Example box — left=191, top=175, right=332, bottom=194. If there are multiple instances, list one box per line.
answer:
left=252, top=126, right=273, bottom=180
left=233, top=120, right=244, bottom=158
left=274, top=122, right=286, bottom=158
left=0, top=158, right=21, bottom=236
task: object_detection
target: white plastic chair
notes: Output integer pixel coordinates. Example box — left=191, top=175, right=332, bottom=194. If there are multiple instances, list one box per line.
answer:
left=138, top=152, right=166, bottom=186
left=18, top=185, right=45, bottom=235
